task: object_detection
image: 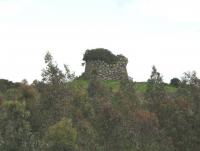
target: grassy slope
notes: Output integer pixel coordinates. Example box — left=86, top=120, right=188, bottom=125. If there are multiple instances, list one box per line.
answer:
left=69, top=80, right=177, bottom=94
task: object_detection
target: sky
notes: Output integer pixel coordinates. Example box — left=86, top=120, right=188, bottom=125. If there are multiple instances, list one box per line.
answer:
left=0, top=0, right=200, bottom=83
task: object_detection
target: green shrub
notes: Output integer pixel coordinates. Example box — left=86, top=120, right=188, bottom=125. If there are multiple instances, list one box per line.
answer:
left=170, top=78, right=181, bottom=87
left=43, top=118, right=78, bottom=151
left=83, top=48, right=118, bottom=64
left=0, top=101, right=34, bottom=151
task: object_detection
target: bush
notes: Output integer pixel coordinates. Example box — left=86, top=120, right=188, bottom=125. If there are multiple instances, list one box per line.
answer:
left=43, top=118, right=78, bottom=151
left=83, top=48, right=118, bottom=64
left=0, top=96, right=3, bottom=105
left=170, top=78, right=181, bottom=87
left=0, top=101, right=34, bottom=151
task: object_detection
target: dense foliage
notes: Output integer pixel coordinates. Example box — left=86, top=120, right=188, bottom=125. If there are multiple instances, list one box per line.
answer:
left=83, top=48, right=119, bottom=64
left=0, top=52, right=200, bottom=151
left=170, top=77, right=181, bottom=87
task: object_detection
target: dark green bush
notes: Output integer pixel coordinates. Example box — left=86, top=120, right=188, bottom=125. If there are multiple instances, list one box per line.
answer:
left=170, top=78, right=181, bottom=87
left=0, top=79, right=20, bottom=94
left=83, top=48, right=118, bottom=64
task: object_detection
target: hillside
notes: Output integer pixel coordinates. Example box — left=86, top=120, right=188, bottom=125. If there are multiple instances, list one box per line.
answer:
left=69, top=79, right=177, bottom=94
left=0, top=52, right=200, bottom=151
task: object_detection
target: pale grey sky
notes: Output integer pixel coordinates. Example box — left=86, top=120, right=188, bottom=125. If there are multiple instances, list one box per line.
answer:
left=0, top=0, right=200, bottom=83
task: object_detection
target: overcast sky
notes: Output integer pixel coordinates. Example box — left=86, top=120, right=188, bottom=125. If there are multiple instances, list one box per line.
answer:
left=0, top=0, right=200, bottom=83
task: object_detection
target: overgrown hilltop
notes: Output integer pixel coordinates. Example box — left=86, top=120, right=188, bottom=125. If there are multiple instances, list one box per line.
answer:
left=0, top=49, right=200, bottom=151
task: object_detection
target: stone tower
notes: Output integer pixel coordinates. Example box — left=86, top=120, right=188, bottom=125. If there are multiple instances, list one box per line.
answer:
left=83, top=49, right=128, bottom=80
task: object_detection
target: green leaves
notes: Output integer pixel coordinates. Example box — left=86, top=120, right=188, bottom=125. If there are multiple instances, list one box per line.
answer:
left=0, top=101, right=34, bottom=151
left=43, top=118, right=78, bottom=151
left=83, top=48, right=120, bottom=64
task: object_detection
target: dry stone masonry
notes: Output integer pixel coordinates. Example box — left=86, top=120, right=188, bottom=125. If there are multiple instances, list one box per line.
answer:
left=84, top=55, right=128, bottom=80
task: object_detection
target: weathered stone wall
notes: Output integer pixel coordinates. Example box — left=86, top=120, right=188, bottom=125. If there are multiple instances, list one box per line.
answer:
left=84, top=55, right=128, bottom=80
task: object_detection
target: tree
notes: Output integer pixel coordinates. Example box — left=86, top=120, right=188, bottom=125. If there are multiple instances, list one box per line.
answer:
left=0, top=96, right=3, bottom=106
left=42, top=52, right=75, bottom=85
left=0, top=79, right=20, bottom=94
left=145, top=66, right=166, bottom=114
left=174, top=71, right=200, bottom=151
left=0, top=101, right=35, bottom=151
left=147, top=66, right=163, bottom=85
left=133, top=110, right=161, bottom=151
left=38, top=52, right=75, bottom=131
left=43, top=118, right=78, bottom=151
left=179, top=71, right=200, bottom=112
left=170, top=78, right=181, bottom=87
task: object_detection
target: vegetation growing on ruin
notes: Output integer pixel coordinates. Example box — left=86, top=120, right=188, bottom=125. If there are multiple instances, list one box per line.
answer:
left=83, top=48, right=123, bottom=64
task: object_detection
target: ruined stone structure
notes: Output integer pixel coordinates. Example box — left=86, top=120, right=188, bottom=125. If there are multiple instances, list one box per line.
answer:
left=84, top=55, right=128, bottom=80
